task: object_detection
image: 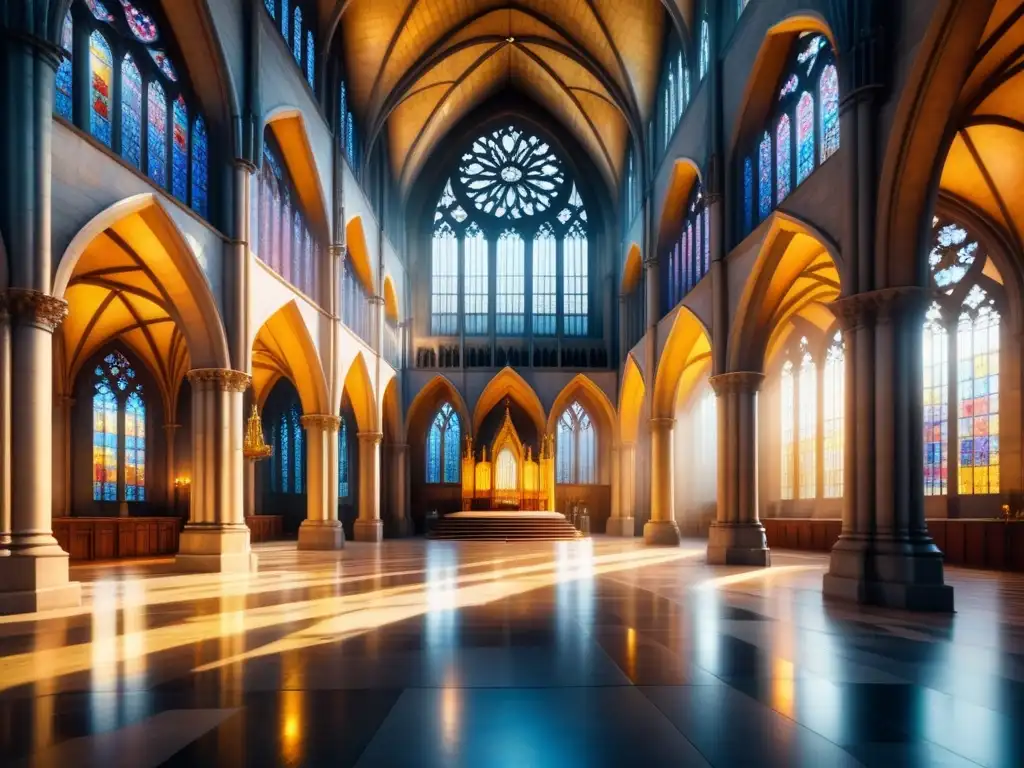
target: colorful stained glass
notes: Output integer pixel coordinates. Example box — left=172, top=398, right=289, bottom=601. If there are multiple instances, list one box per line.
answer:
left=281, top=0, right=289, bottom=41
left=796, top=92, right=815, bottom=184
left=780, top=360, right=794, bottom=500
left=120, top=1, right=159, bottom=43
left=823, top=331, right=844, bottom=497
left=776, top=114, right=791, bottom=204
left=703, top=199, right=711, bottom=273
left=279, top=410, right=289, bottom=491
left=339, top=417, right=349, bottom=498
left=265, top=0, right=275, bottom=19
left=443, top=409, right=461, bottom=483
left=171, top=97, right=189, bottom=200
left=820, top=64, right=840, bottom=162
left=55, top=13, right=73, bottom=119
left=292, top=406, right=303, bottom=494
left=292, top=7, right=303, bottom=63
left=957, top=289, right=1000, bottom=495
left=89, top=31, right=114, bottom=146
left=85, top=0, right=114, bottom=22
left=191, top=117, right=208, bottom=216
left=779, top=74, right=798, bottom=100
left=306, top=31, right=315, bottom=87
left=120, top=55, right=143, bottom=167
left=124, top=390, right=146, bottom=501
left=923, top=302, right=948, bottom=496
left=147, top=81, right=167, bottom=186
left=148, top=49, right=178, bottom=81
left=92, top=375, right=118, bottom=502
left=758, top=132, right=771, bottom=218
left=743, top=157, right=754, bottom=233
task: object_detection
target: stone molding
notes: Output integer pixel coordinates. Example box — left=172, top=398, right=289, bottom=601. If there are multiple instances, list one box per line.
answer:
left=300, top=414, right=341, bottom=431
left=648, top=417, right=676, bottom=432
left=186, top=368, right=251, bottom=392
left=829, top=286, right=928, bottom=331
left=3, top=289, right=69, bottom=331
left=709, top=371, right=765, bottom=396
left=368, top=295, right=385, bottom=306
left=1, top=27, right=64, bottom=69
left=357, top=431, right=384, bottom=445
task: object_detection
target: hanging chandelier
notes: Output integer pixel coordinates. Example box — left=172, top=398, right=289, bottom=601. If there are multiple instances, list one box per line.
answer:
left=243, top=404, right=273, bottom=460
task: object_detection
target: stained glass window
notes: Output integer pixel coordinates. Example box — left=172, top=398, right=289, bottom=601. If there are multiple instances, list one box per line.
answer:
left=798, top=337, right=817, bottom=499
left=292, top=405, right=303, bottom=494
left=780, top=360, right=794, bottom=500
left=89, top=31, right=114, bottom=146
left=191, top=117, right=208, bottom=217
left=459, top=125, right=565, bottom=218
left=426, top=403, right=460, bottom=484
left=743, top=157, right=753, bottom=233
left=346, top=112, right=355, bottom=164
left=92, top=350, right=145, bottom=503
left=339, top=417, right=349, bottom=498
left=306, top=31, right=315, bottom=87
left=496, top=230, right=525, bottom=335
left=339, top=81, right=348, bottom=149
left=85, top=0, right=114, bottom=22
left=823, top=331, right=844, bottom=497
left=265, top=0, right=275, bottom=19
left=776, top=114, right=791, bottom=204
left=556, top=402, right=595, bottom=484
left=120, top=1, right=159, bottom=43
left=923, top=302, right=948, bottom=496
left=124, top=391, right=146, bottom=501
left=147, top=81, right=167, bottom=187
left=292, top=7, right=302, bottom=64
left=172, top=96, right=189, bottom=201
left=279, top=410, right=289, bottom=492
left=703, top=199, right=711, bottom=273
left=56, top=13, right=74, bottom=119
left=464, top=224, right=489, bottom=335
left=564, top=219, right=589, bottom=336
left=758, top=132, right=771, bottom=219
left=957, top=286, right=1000, bottom=495
left=533, top=223, right=557, bottom=336
left=820, top=64, right=840, bottom=163
left=92, top=373, right=119, bottom=502
left=699, top=20, right=710, bottom=80
left=121, top=55, right=143, bottom=168
left=796, top=92, right=815, bottom=184
left=281, top=0, right=289, bottom=40
left=431, top=221, right=458, bottom=335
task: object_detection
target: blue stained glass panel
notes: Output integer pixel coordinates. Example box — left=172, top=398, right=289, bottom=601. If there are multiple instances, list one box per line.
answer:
left=56, top=13, right=73, bottom=119
left=89, top=32, right=114, bottom=146
left=121, top=55, right=143, bottom=168
left=339, top=418, right=349, bottom=497
left=265, top=0, right=275, bottom=19
left=191, top=117, right=208, bottom=217
left=281, top=0, right=289, bottom=40
left=820, top=64, right=840, bottom=162
left=293, top=7, right=303, bottom=64
left=147, top=81, right=168, bottom=187
left=796, top=92, right=815, bottom=184
left=776, top=114, right=791, bottom=203
left=172, top=96, right=189, bottom=201
left=306, top=31, right=315, bottom=87
left=444, top=412, right=461, bottom=483
left=426, top=423, right=441, bottom=483
left=292, top=406, right=303, bottom=494
left=758, top=132, right=772, bottom=219
left=279, top=411, right=289, bottom=491
left=743, top=157, right=753, bottom=233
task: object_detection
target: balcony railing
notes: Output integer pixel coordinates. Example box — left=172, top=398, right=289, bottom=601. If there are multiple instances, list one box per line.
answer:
left=342, top=265, right=373, bottom=347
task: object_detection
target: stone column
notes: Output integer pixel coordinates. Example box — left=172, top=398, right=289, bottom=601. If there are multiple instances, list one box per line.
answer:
left=707, top=371, right=770, bottom=566
left=176, top=369, right=256, bottom=572
left=644, top=418, right=681, bottom=545
left=824, top=289, right=953, bottom=610
left=354, top=431, right=383, bottom=541
left=298, top=414, right=344, bottom=550
left=389, top=443, right=413, bottom=537
left=606, top=442, right=636, bottom=536
left=0, top=291, right=81, bottom=613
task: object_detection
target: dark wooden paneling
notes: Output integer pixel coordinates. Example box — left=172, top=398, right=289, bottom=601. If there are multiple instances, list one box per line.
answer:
left=51, top=517, right=181, bottom=561
left=246, top=515, right=284, bottom=543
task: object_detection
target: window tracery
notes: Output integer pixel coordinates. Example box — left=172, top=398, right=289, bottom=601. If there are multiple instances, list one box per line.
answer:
left=556, top=401, right=596, bottom=484
left=262, top=0, right=316, bottom=91
left=426, top=403, right=461, bottom=484
left=665, top=184, right=710, bottom=310
left=91, top=350, right=146, bottom=503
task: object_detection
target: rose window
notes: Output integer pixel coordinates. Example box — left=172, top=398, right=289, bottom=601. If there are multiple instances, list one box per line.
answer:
left=458, top=126, right=565, bottom=219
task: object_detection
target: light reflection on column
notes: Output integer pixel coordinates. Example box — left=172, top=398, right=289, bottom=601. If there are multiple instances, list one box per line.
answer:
left=90, top=581, right=118, bottom=735
left=426, top=543, right=459, bottom=684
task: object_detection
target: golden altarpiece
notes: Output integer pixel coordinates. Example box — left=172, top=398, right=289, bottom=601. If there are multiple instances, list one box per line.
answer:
left=461, top=406, right=555, bottom=511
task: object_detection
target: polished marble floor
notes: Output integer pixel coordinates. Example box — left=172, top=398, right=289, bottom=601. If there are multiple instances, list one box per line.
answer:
left=1, top=538, right=1022, bottom=767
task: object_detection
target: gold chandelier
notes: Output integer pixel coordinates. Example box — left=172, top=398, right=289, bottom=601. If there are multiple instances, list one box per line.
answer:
left=243, top=404, right=273, bottom=460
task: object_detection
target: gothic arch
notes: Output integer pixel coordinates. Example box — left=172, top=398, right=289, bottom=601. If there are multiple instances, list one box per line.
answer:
left=622, top=243, right=643, bottom=294
left=405, top=374, right=472, bottom=442
left=546, top=374, right=618, bottom=445
left=619, top=354, right=646, bottom=445
left=652, top=306, right=712, bottom=420
left=383, top=274, right=400, bottom=322
left=262, top=109, right=330, bottom=239
left=381, top=376, right=404, bottom=443
left=472, top=367, right=546, bottom=437
left=728, top=212, right=844, bottom=372
left=656, top=158, right=702, bottom=254
left=345, top=216, right=375, bottom=294
left=251, top=300, right=330, bottom=416
left=341, top=351, right=377, bottom=432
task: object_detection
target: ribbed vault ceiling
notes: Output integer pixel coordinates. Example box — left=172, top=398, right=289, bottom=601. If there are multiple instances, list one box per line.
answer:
left=328, top=0, right=669, bottom=193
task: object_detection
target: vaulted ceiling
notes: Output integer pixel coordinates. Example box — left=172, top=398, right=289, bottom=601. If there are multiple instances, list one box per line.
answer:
left=325, top=0, right=676, bottom=195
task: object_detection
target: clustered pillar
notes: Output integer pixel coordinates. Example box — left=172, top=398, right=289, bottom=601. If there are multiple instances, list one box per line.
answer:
left=824, top=289, right=953, bottom=610
left=707, top=371, right=770, bottom=565
left=175, top=368, right=256, bottom=573
left=297, top=414, right=345, bottom=550
left=354, top=431, right=383, bottom=541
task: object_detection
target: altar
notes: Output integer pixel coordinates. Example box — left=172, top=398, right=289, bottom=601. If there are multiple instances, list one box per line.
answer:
left=461, top=405, right=555, bottom=511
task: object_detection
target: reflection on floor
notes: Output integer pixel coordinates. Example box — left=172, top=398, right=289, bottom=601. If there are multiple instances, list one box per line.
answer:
left=0, top=538, right=1022, bottom=767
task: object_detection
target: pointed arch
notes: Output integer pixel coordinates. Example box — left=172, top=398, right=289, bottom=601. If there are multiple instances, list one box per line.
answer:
left=728, top=212, right=844, bottom=372
left=262, top=109, right=330, bottom=239
left=382, top=274, right=400, bottom=322
left=652, top=306, right=712, bottom=419
left=251, top=300, right=329, bottom=415
left=472, top=367, right=546, bottom=437
left=381, top=375, right=404, bottom=443
left=622, top=243, right=643, bottom=294
left=546, top=374, right=617, bottom=444
left=345, top=215, right=375, bottom=294
left=341, top=351, right=377, bottom=432
left=406, top=375, right=472, bottom=441
left=655, top=158, right=702, bottom=254
left=619, top=353, right=646, bottom=444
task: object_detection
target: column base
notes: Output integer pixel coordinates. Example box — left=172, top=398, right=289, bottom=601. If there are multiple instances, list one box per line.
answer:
left=823, top=534, right=953, bottom=612
left=605, top=517, right=636, bottom=537
left=643, top=519, right=681, bottom=546
left=706, top=522, right=771, bottom=566
left=353, top=519, right=384, bottom=542
left=0, top=553, right=82, bottom=614
left=298, top=520, right=345, bottom=550
left=175, top=524, right=258, bottom=573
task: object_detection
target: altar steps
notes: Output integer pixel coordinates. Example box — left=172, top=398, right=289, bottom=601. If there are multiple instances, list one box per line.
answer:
left=429, top=515, right=582, bottom=541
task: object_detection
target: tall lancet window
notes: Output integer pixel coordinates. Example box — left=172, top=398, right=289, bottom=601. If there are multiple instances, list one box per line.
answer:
left=797, top=336, right=817, bottom=499
left=779, top=359, right=794, bottom=500
left=339, top=416, right=350, bottom=498
left=496, top=229, right=525, bottom=335
left=463, top=223, right=489, bottom=335
left=823, top=330, right=845, bottom=497
left=556, top=402, right=596, bottom=484
left=92, top=350, right=146, bottom=503
left=532, top=223, right=557, bottom=336
left=426, top=403, right=461, bottom=484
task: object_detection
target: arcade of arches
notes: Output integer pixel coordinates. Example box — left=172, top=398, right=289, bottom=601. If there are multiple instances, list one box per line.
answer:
left=2, top=0, right=1024, bottom=618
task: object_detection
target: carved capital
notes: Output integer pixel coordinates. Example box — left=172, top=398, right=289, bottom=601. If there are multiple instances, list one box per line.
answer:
left=709, top=371, right=765, bottom=396
left=4, top=289, right=69, bottom=331
left=300, top=414, right=342, bottom=431
left=830, top=287, right=927, bottom=331
left=0, top=28, right=65, bottom=70
left=234, top=157, right=258, bottom=175
left=357, top=431, right=384, bottom=445
left=648, top=417, right=676, bottom=433
left=186, top=368, right=252, bottom=392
